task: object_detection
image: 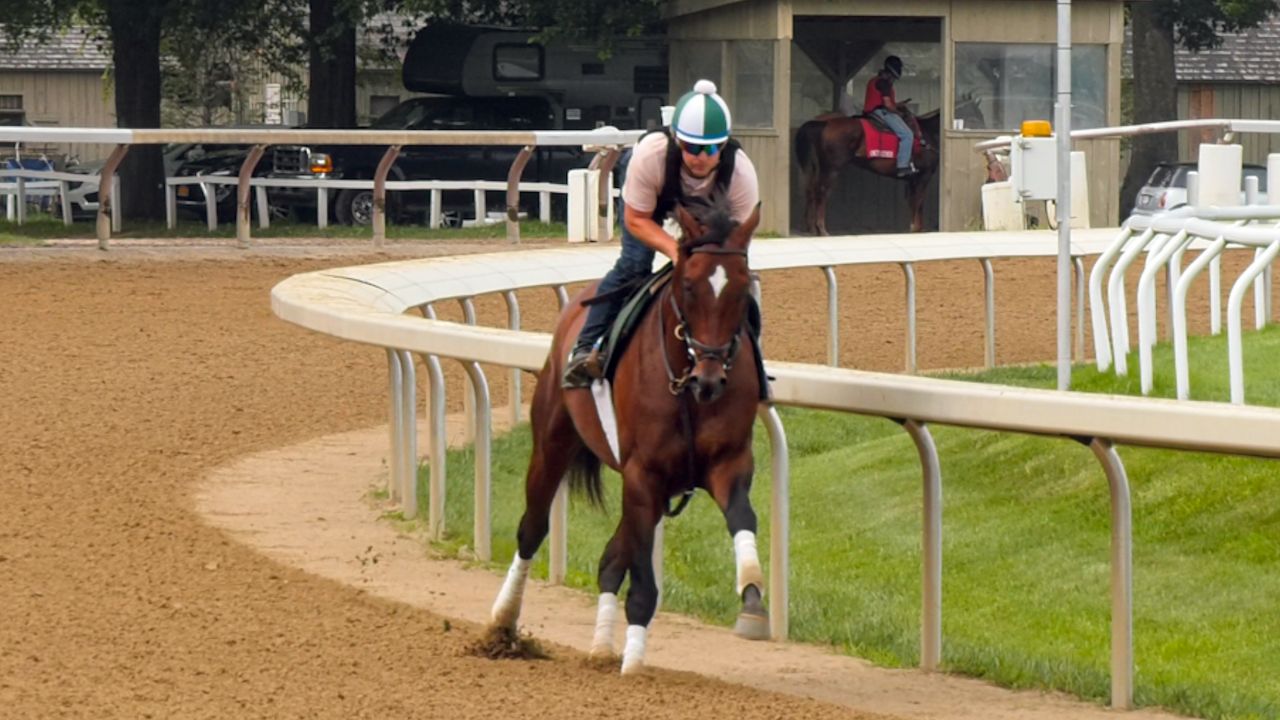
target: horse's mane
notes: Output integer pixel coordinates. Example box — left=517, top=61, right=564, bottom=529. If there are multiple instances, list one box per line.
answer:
left=679, top=196, right=736, bottom=250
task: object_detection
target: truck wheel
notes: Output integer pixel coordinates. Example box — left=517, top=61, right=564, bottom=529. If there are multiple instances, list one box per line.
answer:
left=335, top=188, right=374, bottom=226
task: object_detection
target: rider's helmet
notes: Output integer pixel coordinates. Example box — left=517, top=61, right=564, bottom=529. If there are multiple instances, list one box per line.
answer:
left=671, top=79, right=732, bottom=146
left=884, top=56, right=904, bottom=79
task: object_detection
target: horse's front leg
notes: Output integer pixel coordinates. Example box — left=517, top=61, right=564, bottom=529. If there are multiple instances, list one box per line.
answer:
left=708, top=456, right=769, bottom=640
left=615, top=470, right=664, bottom=674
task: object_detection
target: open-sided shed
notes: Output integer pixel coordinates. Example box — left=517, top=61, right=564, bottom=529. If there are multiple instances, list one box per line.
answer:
left=663, top=0, right=1125, bottom=234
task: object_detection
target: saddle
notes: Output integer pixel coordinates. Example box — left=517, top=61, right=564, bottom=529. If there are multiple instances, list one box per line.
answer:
left=584, top=264, right=770, bottom=400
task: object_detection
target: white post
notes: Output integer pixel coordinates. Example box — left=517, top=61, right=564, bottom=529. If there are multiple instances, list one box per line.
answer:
left=165, top=183, right=177, bottom=229
left=1055, top=0, right=1073, bottom=390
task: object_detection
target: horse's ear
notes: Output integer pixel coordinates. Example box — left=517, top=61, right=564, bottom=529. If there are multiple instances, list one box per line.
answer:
left=730, top=203, right=762, bottom=249
left=674, top=204, right=702, bottom=251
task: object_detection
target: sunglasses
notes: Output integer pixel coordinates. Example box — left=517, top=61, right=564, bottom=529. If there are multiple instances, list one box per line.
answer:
left=679, top=140, right=726, bottom=157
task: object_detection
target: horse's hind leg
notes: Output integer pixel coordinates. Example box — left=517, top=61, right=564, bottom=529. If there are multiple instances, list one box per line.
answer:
left=491, top=385, right=581, bottom=629
left=708, top=456, right=769, bottom=640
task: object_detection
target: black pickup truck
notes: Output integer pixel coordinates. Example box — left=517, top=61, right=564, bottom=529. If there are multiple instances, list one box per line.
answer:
left=269, top=95, right=589, bottom=226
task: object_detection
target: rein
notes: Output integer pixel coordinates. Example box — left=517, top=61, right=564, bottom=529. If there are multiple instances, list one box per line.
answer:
left=657, top=243, right=749, bottom=518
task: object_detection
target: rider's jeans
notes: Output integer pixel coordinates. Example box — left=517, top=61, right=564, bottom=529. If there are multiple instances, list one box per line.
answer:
left=871, top=108, right=913, bottom=170
left=575, top=223, right=655, bottom=352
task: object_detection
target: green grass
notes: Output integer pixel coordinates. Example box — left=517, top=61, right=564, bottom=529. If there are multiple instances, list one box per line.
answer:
left=0, top=214, right=570, bottom=244
left=419, top=322, right=1280, bottom=719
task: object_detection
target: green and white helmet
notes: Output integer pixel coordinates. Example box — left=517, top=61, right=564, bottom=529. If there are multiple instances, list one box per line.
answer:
left=671, top=79, right=732, bottom=145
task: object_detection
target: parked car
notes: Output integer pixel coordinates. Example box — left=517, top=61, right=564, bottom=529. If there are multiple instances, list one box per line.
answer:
left=1130, top=161, right=1269, bottom=216
left=268, top=95, right=590, bottom=226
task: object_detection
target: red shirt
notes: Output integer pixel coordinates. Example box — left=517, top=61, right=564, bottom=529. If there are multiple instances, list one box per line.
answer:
left=864, top=74, right=895, bottom=113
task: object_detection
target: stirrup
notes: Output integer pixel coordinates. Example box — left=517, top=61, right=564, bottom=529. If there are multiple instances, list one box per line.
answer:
left=562, top=346, right=604, bottom=389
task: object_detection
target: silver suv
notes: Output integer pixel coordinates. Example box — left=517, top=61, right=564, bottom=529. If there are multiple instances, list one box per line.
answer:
left=1131, top=161, right=1269, bottom=216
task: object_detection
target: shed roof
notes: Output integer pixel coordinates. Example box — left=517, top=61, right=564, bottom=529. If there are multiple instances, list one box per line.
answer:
left=0, top=26, right=109, bottom=72
left=1124, top=17, right=1280, bottom=83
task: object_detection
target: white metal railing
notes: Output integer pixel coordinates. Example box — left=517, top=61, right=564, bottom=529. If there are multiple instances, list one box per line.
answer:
left=163, top=175, right=581, bottom=232
left=272, top=232, right=1280, bottom=711
left=0, top=126, right=644, bottom=249
left=973, top=118, right=1280, bottom=152
left=1087, top=146, right=1280, bottom=404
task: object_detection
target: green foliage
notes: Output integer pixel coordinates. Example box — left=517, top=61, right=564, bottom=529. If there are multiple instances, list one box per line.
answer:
left=400, top=0, right=664, bottom=57
left=1157, top=0, right=1280, bottom=51
left=424, top=327, right=1280, bottom=719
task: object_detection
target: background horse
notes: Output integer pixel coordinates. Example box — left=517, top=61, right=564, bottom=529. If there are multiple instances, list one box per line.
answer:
left=490, top=200, right=767, bottom=675
left=795, top=104, right=941, bottom=235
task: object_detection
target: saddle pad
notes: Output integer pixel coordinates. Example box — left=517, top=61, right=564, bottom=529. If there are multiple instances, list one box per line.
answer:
left=859, top=118, right=898, bottom=159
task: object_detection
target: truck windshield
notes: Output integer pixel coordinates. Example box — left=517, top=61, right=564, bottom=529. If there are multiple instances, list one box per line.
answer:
left=369, top=99, right=438, bottom=130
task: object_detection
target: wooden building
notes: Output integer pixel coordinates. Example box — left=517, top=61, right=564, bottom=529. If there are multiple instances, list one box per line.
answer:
left=1171, top=18, right=1280, bottom=165
left=664, top=0, right=1125, bottom=234
left=0, top=27, right=114, bottom=162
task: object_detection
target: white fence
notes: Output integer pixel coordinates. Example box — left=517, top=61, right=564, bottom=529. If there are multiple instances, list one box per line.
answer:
left=272, top=232, right=1280, bottom=712
left=1087, top=147, right=1280, bottom=404
left=0, top=126, right=642, bottom=249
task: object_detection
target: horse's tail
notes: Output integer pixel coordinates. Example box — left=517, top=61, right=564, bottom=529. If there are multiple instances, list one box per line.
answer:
left=565, top=446, right=604, bottom=509
left=794, top=119, right=824, bottom=181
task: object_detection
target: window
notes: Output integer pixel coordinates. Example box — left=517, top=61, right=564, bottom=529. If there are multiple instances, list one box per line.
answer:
left=633, top=65, right=667, bottom=94
left=0, top=94, right=23, bottom=126
left=494, top=44, right=543, bottom=81
left=954, top=44, right=1107, bottom=130
left=732, top=41, right=774, bottom=128
left=369, top=95, right=400, bottom=121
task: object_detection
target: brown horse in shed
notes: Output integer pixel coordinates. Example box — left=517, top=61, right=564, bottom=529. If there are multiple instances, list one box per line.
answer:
left=795, top=106, right=941, bottom=235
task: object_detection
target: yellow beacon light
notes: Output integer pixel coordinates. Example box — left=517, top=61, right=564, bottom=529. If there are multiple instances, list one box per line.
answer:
left=1021, top=120, right=1053, bottom=137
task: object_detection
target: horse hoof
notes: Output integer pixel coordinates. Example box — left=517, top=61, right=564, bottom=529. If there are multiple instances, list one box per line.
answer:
left=589, top=644, right=617, bottom=662
left=734, top=611, right=770, bottom=641
left=620, top=658, right=645, bottom=675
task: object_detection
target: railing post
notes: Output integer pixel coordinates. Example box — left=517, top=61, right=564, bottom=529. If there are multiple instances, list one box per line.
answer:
left=759, top=404, right=790, bottom=641
left=503, top=291, right=522, bottom=426
left=822, top=266, right=839, bottom=366
left=96, top=144, right=129, bottom=250
left=980, top=258, right=996, bottom=368
left=373, top=145, right=402, bottom=247
left=461, top=361, right=492, bottom=561
left=901, top=419, right=941, bottom=671
left=236, top=144, right=267, bottom=249
left=1086, top=437, right=1133, bottom=711
left=901, top=262, right=917, bottom=374
left=506, top=146, right=533, bottom=244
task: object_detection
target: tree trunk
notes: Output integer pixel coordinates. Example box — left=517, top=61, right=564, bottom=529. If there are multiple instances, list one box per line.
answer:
left=1119, top=0, right=1179, bottom=217
left=307, top=0, right=358, bottom=128
left=106, top=0, right=168, bottom=222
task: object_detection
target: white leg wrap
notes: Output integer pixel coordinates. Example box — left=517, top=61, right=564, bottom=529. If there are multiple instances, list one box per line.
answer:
left=590, top=593, right=619, bottom=657
left=620, top=624, right=648, bottom=675
left=733, top=530, right=764, bottom=597
left=491, top=554, right=531, bottom=628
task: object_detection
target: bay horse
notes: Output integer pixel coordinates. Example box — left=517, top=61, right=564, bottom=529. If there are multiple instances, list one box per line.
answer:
left=490, top=199, right=766, bottom=674
left=795, top=105, right=942, bottom=235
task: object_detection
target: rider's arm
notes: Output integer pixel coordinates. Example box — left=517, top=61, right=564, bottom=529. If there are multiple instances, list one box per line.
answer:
left=880, top=78, right=899, bottom=112
left=624, top=203, right=679, bottom=262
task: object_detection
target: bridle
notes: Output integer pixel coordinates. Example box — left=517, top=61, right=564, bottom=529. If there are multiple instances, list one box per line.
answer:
left=660, top=244, right=749, bottom=396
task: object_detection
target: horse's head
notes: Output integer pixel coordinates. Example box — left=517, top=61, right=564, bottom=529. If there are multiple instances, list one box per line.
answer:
left=671, top=199, right=760, bottom=404
left=956, top=90, right=987, bottom=130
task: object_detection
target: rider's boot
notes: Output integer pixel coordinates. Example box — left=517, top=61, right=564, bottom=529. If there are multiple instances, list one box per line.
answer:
left=562, top=337, right=604, bottom=389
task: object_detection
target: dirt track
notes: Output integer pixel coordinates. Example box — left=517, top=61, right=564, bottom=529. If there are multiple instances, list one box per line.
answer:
left=0, top=237, right=1215, bottom=719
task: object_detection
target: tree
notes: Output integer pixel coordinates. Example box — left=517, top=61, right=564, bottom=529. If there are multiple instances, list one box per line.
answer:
left=1121, top=0, right=1278, bottom=217
left=1, top=0, right=305, bottom=220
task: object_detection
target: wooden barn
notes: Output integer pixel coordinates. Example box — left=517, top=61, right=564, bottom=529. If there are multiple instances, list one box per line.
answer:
left=0, top=26, right=114, bottom=163
left=664, top=0, right=1126, bottom=235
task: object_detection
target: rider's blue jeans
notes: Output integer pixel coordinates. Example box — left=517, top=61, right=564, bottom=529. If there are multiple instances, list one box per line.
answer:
left=574, top=150, right=656, bottom=352
left=871, top=108, right=913, bottom=171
